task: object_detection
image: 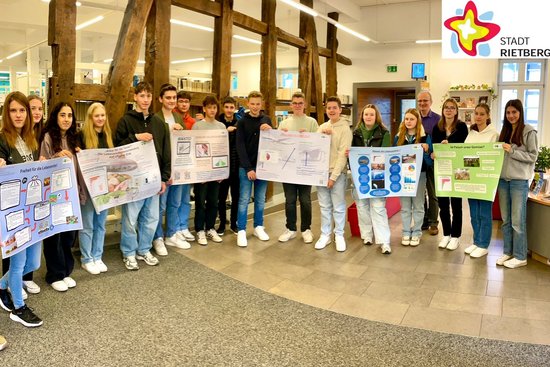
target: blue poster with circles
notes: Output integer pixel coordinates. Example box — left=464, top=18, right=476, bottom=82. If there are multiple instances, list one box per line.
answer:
left=349, top=145, right=424, bottom=199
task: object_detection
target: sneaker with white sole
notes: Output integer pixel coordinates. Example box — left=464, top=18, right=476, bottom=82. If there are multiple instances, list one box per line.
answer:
left=51, top=280, right=68, bottom=292
left=95, top=260, right=108, bottom=273
left=496, top=254, right=513, bottom=266
left=136, top=252, right=159, bottom=266
left=253, top=226, right=270, bottom=241
left=81, top=261, right=100, bottom=275
left=152, top=238, right=168, bottom=256
left=165, top=233, right=191, bottom=249
left=278, top=229, right=297, bottom=242
left=410, top=236, right=420, bottom=247
left=178, top=229, right=195, bottom=242
left=0, top=288, right=13, bottom=311
left=401, top=236, right=411, bottom=246
left=22, top=281, right=41, bottom=294
left=63, top=277, right=76, bottom=288
left=302, top=229, right=314, bottom=244
left=470, top=247, right=489, bottom=258
left=335, top=236, right=346, bottom=252
left=123, top=256, right=139, bottom=271
left=363, top=238, right=373, bottom=246
left=381, top=244, right=392, bottom=254
left=314, top=234, right=331, bottom=250
left=197, top=230, right=208, bottom=245
left=464, top=244, right=478, bottom=254
left=503, top=258, right=527, bottom=269
left=446, top=237, right=460, bottom=251
left=438, top=236, right=451, bottom=249
left=206, top=229, right=223, bottom=243
left=10, top=305, right=43, bottom=328
left=237, top=230, right=247, bottom=247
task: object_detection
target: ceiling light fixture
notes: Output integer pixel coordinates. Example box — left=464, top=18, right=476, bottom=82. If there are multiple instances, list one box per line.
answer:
left=76, top=15, right=104, bottom=30
left=233, top=35, right=262, bottom=45
left=415, top=39, right=442, bottom=44
left=6, top=51, right=23, bottom=60
left=171, top=57, right=206, bottom=64
left=231, top=52, right=262, bottom=58
left=170, top=19, right=214, bottom=32
left=103, top=58, right=113, bottom=63
left=279, top=0, right=318, bottom=17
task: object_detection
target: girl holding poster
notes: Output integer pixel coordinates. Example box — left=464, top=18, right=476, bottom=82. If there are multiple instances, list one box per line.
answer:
left=0, top=91, right=43, bottom=327
left=464, top=104, right=499, bottom=259
left=394, top=109, right=432, bottom=247
left=431, top=98, right=468, bottom=251
left=497, top=99, right=538, bottom=268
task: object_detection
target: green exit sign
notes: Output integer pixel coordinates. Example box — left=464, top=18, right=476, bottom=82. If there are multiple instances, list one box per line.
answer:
left=386, top=65, right=397, bottom=72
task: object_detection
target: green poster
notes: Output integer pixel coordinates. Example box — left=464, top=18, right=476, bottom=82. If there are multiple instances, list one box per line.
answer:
left=433, top=142, right=504, bottom=201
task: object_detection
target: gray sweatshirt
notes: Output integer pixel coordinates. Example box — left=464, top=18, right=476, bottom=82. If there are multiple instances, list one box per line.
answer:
left=500, top=124, right=538, bottom=181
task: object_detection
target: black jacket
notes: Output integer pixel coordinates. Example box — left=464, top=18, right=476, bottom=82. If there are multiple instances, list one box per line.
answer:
left=218, top=113, right=239, bottom=174
left=431, top=121, right=468, bottom=144
left=0, top=133, right=39, bottom=164
left=352, top=124, right=389, bottom=148
left=236, top=112, right=272, bottom=172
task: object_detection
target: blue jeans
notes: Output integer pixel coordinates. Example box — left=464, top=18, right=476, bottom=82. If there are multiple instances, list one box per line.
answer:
left=237, top=168, right=268, bottom=231
left=120, top=195, right=159, bottom=257
left=400, top=172, right=426, bottom=238
left=498, top=179, right=528, bottom=260
left=0, top=243, right=42, bottom=309
left=468, top=198, right=493, bottom=249
left=317, top=174, right=347, bottom=237
left=353, top=191, right=390, bottom=244
left=177, top=184, right=191, bottom=232
left=155, top=184, right=183, bottom=239
left=79, top=199, right=108, bottom=264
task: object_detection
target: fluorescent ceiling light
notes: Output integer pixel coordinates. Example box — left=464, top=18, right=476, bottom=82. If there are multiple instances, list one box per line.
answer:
left=6, top=51, right=23, bottom=60
left=137, top=60, right=145, bottom=64
left=103, top=58, right=113, bottom=63
left=76, top=15, right=104, bottom=30
left=171, top=58, right=206, bottom=64
left=170, top=19, right=213, bottom=32
left=279, top=0, right=318, bottom=17
left=334, top=23, right=370, bottom=42
left=231, top=52, right=262, bottom=58
left=233, top=35, right=262, bottom=45
left=416, top=39, right=442, bottom=44
left=76, top=1, right=82, bottom=6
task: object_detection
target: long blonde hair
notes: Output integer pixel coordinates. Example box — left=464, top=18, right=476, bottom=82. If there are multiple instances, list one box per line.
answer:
left=397, top=108, right=424, bottom=146
left=82, top=103, right=113, bottom=149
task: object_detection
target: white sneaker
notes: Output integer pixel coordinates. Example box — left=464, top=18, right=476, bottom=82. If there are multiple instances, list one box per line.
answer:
left=438, top=236, right=451, bottom=249
left=51, top=281, right=68, bottom=292
left=81, top=262, right=100, bottom=275
left=253, top=226, right=270, bottom=241
left=301, top=229, right=314, bottom=244
left=496, top=254, right=513, bottom=266
left=503, top=258, right=527, bottom=269
left=381, top=244, right=392, bottom=254
left=278, top=229, right=297, bottom=242
left=63, top=277, right=76, bottom=288
left=197, top=230, right=208, bottom=245
left=152, top=237, right=168, bottom=256
left=165, top=233, right=191, bottom=249
left=446, top=237, right=460, bottom=251
left=206, top=229, right=223, bottom=243
left=136, top=252, right=159, bottom=266
left=123, top=256, right=139, bottom=270
left=464, top=244, right=478, bottom=254
left=94, top=260, right=108, bottom=273
left=470, top=247, right=489, bottom=258
left=401, top=236, right=411, bottom=246
left=363, top=238, right=373, bottom=246
left=314, top=234, right=331, bottom=250
left=335, top=236, right=346, bottom=252
left=237, top=230, right=248, bottom=247
left=178, top=229, right=195, bottom=242
left=22, top=281, right=41, bottom=294
left=410, top=236, right=420, bottom=247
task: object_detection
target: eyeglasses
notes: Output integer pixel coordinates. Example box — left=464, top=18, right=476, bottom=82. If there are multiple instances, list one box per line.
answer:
left=291, top=102, right=304, bottom=106
left=417, top=99, right=430, bottom=103
left=444, top=106, right=457, bottom=110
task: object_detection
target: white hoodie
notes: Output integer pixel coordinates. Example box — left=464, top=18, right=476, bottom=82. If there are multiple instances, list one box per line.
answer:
left=465, top=123, right=499, bottom=143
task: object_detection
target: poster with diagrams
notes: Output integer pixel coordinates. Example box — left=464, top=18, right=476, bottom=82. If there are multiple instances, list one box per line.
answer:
left=0, top=157, right=82, bottom=259
left=349, top=145, right=424, bottom=199
left=77, top=140, right=161, bottom=213
left=433, top=142, right=504, bottom=200
left=170, top=129, right=229, bottom=184
left=256, top=129, right=331, bottom=186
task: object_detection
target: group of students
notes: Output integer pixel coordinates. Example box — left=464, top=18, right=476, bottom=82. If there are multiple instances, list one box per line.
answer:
left=0, top=84, right=538, bottom=347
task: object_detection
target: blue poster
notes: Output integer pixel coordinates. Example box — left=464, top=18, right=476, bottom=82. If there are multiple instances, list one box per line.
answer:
left=0, top=157, right=82, bottom=259
left=349, top=145, right=424, bottom=199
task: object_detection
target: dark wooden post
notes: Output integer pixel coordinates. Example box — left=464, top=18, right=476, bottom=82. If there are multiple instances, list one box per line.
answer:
left=260, top=0, right=277, bottom=123
left=48, top=0, right=77, bottom=108
left=325, top=12, right=339, bottom=98
left=145, top=0, right=171, bottom=112
left=212, top=0, right=234, bottom=100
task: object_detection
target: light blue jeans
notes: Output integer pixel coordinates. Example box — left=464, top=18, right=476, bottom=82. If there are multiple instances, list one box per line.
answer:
left=498, top=179, right=528, bottom=260
left=353, top=191, right=390, bottom=245
left=0, top=243, right=42, bottom=309
left=155, top=184, right=183, bottom=239
left=317, top=174, right=347, bottom=237
left=468, top=198, right=493, bottom=249
left=237, top=168, right=268, bottom=231
left=79, top=199, right=108, bottom=264
left=120, top=195, right=159, bottom=257
left=177, top=184, right=191, bottom=232
left=400, top=172, right=426, bottom=238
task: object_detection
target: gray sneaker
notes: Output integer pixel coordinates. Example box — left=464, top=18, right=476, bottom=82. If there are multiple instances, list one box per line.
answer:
left=123, top=256, right=139, bottom=271
left=136, top=252, right=159, bottom=266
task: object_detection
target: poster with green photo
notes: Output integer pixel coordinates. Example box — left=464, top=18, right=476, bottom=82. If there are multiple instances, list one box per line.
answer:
left=433, top=143, right=504, bottom=201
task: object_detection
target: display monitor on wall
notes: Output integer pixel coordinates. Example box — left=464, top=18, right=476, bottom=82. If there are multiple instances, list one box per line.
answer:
left=411, top=63, right=426, bottom=80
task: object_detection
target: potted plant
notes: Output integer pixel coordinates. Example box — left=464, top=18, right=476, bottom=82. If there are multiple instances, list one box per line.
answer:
left=535, top=146, right=550, bottom=173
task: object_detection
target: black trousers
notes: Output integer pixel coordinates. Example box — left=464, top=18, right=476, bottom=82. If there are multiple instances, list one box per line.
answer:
left=424, top=165, right=439, bottom=226
left=218, top=170, right=240, bottom=230
left=194, top=181, right=220, bottom=232
left=43, top=230, right=76, bottom=284
left=438, top=196, right=463, bottom=237
left=2, top=258, right=34, bottom=281
left=283, top=183, right=312, bottom=232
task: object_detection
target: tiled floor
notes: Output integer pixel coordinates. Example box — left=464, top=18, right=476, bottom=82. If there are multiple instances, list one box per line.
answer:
left=179, top=191, right=550, bottom=345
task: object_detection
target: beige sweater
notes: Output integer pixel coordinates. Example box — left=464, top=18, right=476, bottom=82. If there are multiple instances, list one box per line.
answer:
left=317, top=118, right=352, bottom=181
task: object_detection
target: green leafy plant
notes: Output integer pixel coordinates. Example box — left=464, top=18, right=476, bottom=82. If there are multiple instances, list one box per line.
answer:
left=535, top=146, right=550, bottom=172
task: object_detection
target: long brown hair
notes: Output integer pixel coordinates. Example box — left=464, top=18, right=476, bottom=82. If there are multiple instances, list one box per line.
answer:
left=397, top=108, right=423, bottom=146
left=1, top=91, right=38, bottom=151
left=437, top=98, right=459, bottom=133
left=355, top=104, right=387, bottom=131
left=498, top=99, right=525, bottom=146
left=42, top=102, right=80, bottom=153
left=470, top=103, right=491, bottom=132
left=82, top=103, right=114, bottom=149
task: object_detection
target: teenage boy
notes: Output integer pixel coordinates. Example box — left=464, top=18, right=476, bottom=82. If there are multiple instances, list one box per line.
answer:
left=174, top=91, right=196, bottom=130
left=315, top=96, right=352, bottom=252
left=217, top=96, right=240, bottom=235
left=235, top=91, right=272, bottom=247
left=278, top=92, right=318, bottom=244
left=152, top=83, right=190, bottom=256
left=114, top=81, right=170, bottom=270
left=192, top=96, right=226, bottom=245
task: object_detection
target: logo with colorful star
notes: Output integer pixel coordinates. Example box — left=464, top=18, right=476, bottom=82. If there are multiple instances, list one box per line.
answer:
left=444, top=1, right=500, bottom=57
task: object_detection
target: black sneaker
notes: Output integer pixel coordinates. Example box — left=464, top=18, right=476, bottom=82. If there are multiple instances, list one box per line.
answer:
left=0, top=288, right=13, bottom=312
left=216, top=227, right=226, bottom=236
left=230, top=226, right=238, bottom=235
left=10, top=305, right=43, bottom=327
